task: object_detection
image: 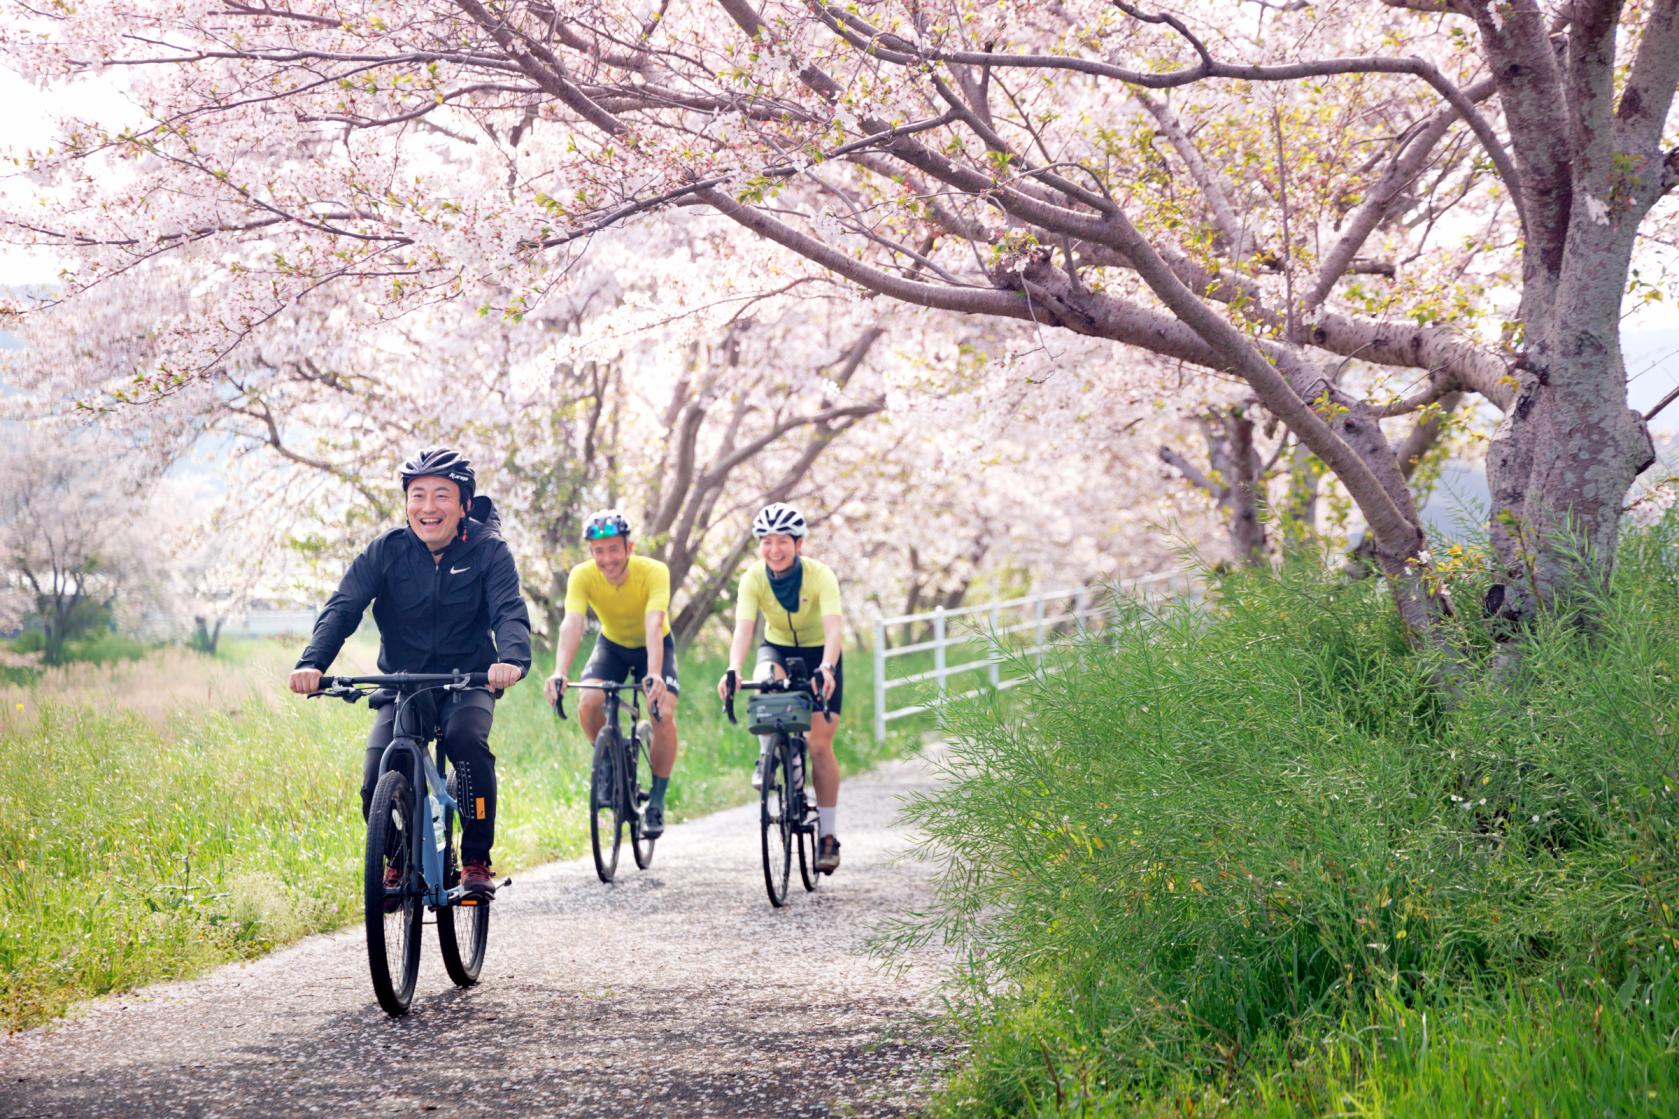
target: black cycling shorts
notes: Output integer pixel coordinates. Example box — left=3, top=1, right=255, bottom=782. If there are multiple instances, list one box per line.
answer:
left=756, top=642, right=842, bottom=715
left=582, top=633, right=680, bottom=695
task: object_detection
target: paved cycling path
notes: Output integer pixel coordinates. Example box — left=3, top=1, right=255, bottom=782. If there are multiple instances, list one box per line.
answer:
left=0, top=754, right=954, bottom=1118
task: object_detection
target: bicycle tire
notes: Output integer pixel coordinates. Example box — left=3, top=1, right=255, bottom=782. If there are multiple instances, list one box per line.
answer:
left=436, top=772, right=489, bottom=987
left=760, top=746, right=792, bottom=907
left=630, top=729, right=656, bottom=870
left=795, top=738, right=820, bottom=893
left=590, top=727, right=624, bottom=883
left=365, top=769, right=423, bottom=1016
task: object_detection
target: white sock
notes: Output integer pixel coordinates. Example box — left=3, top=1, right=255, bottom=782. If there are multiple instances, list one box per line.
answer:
left=758, top=734, right=774, bottom=756
left=818, top=806, right=837, bottom=838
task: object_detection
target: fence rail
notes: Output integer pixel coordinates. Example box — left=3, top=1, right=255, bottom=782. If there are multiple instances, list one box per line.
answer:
left=871, top=570, right=1194, bottom=741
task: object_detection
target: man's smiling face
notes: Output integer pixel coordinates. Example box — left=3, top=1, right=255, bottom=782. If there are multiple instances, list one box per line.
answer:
left=406, top=476, right=465, bottom=551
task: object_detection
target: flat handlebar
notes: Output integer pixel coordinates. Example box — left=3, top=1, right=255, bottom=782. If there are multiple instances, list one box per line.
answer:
left=308, top=671, right=489, bottom=702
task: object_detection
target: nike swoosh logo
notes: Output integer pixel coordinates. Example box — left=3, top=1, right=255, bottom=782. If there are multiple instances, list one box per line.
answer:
left=450, top=565, right=471, bottom=575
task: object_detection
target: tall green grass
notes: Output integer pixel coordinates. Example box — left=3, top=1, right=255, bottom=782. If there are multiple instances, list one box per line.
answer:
left=0, top=635, right=905, bottom=1031
left=903, top=523, right=1679, bottom=1116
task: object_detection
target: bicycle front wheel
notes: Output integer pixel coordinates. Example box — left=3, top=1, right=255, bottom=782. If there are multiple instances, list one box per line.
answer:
left=590, top=727, right=624, bottom=883
left=760, top=745, right=792, bottom=907
left=365, top=770, right=423, bottom=1016
left=437, top=772, right=489, bottom=987
left=630, top=728, right=656, bottom=870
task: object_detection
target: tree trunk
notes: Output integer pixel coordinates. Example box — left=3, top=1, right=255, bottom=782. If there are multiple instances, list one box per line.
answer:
left=192, top=615, right=223, bottom=655
left=1205, top=407, right=1267, bottom=566
left=1160, top=406, right=1267, bottom=567
left=1486, top=318, right=1654, bottom=625
left=1282, top=441, right=1321, bottom=542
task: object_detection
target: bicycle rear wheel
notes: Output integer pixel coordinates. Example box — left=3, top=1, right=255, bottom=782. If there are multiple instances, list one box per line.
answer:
left=590, top=727, right=624, bottom=883
left=796, top=740, right=820, bottom=893
left=437, top=772, right=489, bottom=987
left=365, top=769, right=423, bottom=1016
left=630, top=727, right=656, bottom=870
left=760, top=745, right=792, bottom=907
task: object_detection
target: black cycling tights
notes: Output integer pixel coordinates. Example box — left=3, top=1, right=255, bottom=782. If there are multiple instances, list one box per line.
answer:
left=361, top=689, right=498, bottom=865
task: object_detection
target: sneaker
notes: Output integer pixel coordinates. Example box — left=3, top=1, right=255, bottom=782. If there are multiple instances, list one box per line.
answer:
left=382, top=864, right=403, bottom=913
left=461, top=861, right=497, bottom=899
left=641, top=800, right=665, bottom=840
left=816, top=835, right=841, bottom=875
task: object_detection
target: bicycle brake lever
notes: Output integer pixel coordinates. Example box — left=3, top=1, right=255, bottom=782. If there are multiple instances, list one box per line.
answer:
left=723, top=668, right=737, bottom=724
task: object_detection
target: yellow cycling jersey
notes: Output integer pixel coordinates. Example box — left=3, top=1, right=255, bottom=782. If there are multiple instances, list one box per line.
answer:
left=564, top=555, right=672, bottom=647
left=735, top=556, right=843, bottom=648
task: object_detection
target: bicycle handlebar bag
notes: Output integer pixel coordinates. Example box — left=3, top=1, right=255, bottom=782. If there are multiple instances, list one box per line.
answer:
left=747, top=691, right=813, bottom=735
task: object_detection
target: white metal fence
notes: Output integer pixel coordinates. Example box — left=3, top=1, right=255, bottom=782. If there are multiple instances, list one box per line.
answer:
left=871, top=570, right=1194, bottom=741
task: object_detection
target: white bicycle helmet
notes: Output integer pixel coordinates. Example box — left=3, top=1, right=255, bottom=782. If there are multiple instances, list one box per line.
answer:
left=752, top=502, right=807, bottom=539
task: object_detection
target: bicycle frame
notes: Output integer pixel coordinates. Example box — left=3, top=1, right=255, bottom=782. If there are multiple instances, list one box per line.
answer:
left=314, top=672, right=489, bottom=910
left=375, top=719, right=465, bottom=911
left=553, top=680, right=649, bottom=805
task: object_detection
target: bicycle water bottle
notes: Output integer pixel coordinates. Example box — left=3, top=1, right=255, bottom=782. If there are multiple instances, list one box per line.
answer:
left=428, top=794, right=445, bottom=853
left=790, top=748, right=808, bottom=805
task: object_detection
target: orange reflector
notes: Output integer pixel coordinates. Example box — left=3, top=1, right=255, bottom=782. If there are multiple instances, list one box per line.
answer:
left=475, top=796, right=486, bottom=818
left=460, top=898, right=480, bottom=907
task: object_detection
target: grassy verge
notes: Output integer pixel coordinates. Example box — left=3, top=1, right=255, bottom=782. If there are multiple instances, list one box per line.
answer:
left=0, top=634, right=912, bottom=1031
left=903, top=522, right=1679, bottom=1117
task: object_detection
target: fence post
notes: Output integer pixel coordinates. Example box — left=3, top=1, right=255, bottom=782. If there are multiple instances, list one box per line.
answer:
left=988, top=601, right=1001, bottom=688
left=873, top=618, right=887, bottom=743
left=1034, top=593, right=1047, bottom=668
left=1074, top=586, right=1089, bottom=635
left=933, top=606, right=948, bottom=699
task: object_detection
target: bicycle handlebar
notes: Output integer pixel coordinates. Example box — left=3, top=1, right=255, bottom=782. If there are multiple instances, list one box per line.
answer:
left=308, top=670, right=489, bottom=702
left=721, top=669, right=830, bottom=724
left=549, top=679, right=659, bottom=723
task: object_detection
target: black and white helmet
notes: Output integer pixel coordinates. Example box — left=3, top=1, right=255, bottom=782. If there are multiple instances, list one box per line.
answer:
left=400, top=446, right=475, bottom=506
left=752, top=502, right=807, bottom=539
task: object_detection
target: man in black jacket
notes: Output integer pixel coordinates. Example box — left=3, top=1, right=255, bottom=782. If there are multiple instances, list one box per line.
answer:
left=288, top=447, right=532, bottom=896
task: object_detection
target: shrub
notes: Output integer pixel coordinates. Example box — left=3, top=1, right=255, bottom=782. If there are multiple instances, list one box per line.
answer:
left=906, top=522, right=1679, bottom=1116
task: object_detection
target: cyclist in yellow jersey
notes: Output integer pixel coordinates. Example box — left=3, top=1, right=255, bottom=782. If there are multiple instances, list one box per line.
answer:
left=544, top=509, right=681, bottom=839
left=715, top=502, right=846, bottom=873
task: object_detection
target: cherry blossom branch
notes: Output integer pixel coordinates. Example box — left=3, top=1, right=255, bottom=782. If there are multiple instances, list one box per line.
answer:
left=1370, top=370, right=1463, bottom=417
left=804, top=0, right=1521, bottom=222
left=1158, top=445, right=1219, bottom=494
left=1305, top=76, right=1499, bottom=310
left=1616, top=0, right=1679, bottom=170
left=1133, top=91, right=1249, bottom=259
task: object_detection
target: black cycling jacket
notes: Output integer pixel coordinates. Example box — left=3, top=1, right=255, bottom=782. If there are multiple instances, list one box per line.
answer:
left=295, top=496, right=533, bottom=677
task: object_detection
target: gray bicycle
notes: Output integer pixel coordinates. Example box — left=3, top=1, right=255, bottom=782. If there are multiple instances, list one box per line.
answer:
left=311, top=671, right=495, bottom=1016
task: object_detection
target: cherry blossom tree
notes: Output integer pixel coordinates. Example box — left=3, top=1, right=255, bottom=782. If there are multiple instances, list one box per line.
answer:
left=8, top=0, right=1672, bottom=641
left=0, top=429, right=155, bottom=663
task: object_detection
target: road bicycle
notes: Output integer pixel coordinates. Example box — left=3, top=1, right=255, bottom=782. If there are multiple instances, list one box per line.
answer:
left=311, top=671, right=496, bottom=1016
left=723, top=660, right=826, bottom=907
left=553, top=680, right=658, bottom=883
